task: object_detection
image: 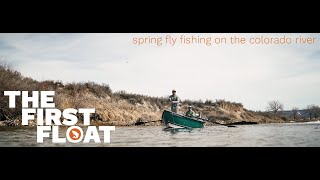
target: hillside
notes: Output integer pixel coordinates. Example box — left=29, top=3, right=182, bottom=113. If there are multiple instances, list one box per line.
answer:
left=0, top=62, right=294, bottom=126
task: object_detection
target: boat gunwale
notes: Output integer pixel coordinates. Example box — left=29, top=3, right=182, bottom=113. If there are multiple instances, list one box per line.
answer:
left=162, top=110, right=207, bottom=123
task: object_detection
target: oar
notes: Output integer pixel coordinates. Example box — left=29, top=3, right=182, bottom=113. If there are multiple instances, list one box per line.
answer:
left=198, top=116, right=237, bottom=127
left=182, top=111, right=237, bottom=128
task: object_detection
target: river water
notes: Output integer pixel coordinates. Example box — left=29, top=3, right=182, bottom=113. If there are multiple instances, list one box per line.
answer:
left=0, top=122, right=320, bottom=147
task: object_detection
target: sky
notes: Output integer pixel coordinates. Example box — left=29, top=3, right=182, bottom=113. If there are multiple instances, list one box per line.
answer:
left=0, top=33, right=319, bottom=111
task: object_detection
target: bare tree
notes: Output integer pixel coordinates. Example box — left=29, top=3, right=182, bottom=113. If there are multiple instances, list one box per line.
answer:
left=313, top=105, right=320, bottom=119
left=292, top=107, right=299, bottom=120
left=267, top=100, right=284, bottom=119
left=306, top=105, right=315, bottom=119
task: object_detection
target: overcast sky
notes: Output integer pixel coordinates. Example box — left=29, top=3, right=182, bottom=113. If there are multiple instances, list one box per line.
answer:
left=0, top=33, right=319, bottom=111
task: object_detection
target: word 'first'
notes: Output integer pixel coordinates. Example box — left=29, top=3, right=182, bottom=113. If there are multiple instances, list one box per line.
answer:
left=4, top=91, right=95, bottom=126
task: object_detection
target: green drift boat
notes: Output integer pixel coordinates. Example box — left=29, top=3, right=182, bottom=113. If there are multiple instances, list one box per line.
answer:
left=161, top=110, right=207, bottom=128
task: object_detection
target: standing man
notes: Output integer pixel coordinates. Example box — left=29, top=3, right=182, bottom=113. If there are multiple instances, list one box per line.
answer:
left=169, top=89, right=180, bottom=113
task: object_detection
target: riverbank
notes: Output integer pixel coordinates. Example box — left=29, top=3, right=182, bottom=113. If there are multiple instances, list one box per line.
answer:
left=0, top=63, right=317, bottom=127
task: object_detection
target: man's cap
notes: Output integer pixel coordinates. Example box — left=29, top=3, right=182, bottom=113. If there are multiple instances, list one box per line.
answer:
left=172, top=89, right=176, bottom=92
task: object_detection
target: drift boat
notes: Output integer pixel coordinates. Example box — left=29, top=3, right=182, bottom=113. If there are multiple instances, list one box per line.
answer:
left=161, top=110, right=207, bottom=128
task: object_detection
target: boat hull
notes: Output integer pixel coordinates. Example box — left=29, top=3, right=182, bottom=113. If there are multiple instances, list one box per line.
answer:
left=161, top=110, right=206, bottom=128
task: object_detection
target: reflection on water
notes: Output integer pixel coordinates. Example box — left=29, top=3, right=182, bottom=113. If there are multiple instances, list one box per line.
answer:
left=163, top=127, right=193, bottom=133
left=0, top=123, right=320, bottom=147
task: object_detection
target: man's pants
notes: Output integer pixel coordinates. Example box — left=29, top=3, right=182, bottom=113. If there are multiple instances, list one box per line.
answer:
left=171, top=105, right=178, bottom=113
